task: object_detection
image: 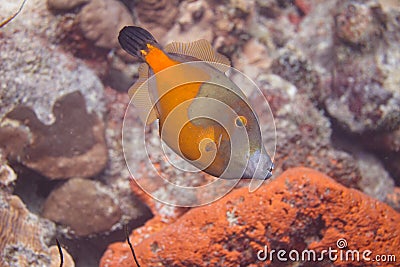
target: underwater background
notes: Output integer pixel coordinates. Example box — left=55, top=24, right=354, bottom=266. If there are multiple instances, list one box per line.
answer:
left=0, top=0, right=399, bottom=266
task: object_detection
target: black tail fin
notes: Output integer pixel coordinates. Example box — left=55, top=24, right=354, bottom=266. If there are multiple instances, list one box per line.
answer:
left=118, top=26, right=158, bottom=60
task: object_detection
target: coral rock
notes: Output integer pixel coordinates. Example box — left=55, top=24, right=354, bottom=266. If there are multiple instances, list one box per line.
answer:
left=161, top=0, right=213, bottom=45
left=0, top=13, right=105, bottom=125
left=101, top=87, right=154, bottom=223
left=232, top=38, right=272, bottom=81
left=294, top=0, right=312, bottom=15
left=42, top=178, right=123, bottom=237
left=99, top=87, right=159, bottom=222
left=47, top=0, right=90, bottom=11
left=291, top=0, right=400, bottom=136
left=135, top=0, right=179, bottom=30
left=289, top=0, right=337, bottom=71
left=0, top=12, right=107, bottom=179
left=362, top=128, right=400, bottom=154
left=49, top=245, right=75, bottom=267
left=78, top=0, right=133, bottom=49
left=271, top=47, right=321, bottom=102
left=0, top=92, right=108, bottom=180
left=326, top=0, right=400, bottom=134
left=361, top=128, right=400, bottom=182
left=100, top=216, right=168, bottom=267
left=250, top=74, right=361, bottom=188
left=383, top=153, right=400, bottom=184
left=355, top=150, right=395, bottom=201
left=0, top=194, right=75, bottom=266
left=0, top=161, right=17, bottom=193
left=334, top=1, right=384, bottom=50
left=100, top=167, right=400, bottom=267
left=386, top=187, right=400, bottom=212
left=255, top=0, right=281, bottom=19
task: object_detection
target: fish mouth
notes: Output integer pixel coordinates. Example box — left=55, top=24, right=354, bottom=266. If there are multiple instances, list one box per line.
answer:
left=241, top=150, right=274, bottom=180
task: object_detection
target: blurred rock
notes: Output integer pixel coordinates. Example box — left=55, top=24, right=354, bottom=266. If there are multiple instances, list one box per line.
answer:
left=54, top=13, right=110, bottom=65
left=135, top=0, right=179, bottom=31
left=334, top=1, right=384, bottom=50
left=130, top=181, right=189, bottom=224
left=34, top=89, right=153, bottom=265
left=289, top=0, right=337, bottom=72
left=290, top=0, right=400, bottom=135
left=386, top=187, right=400, bottom=212
left=232, top=38, right=272, bottom=81
left=99, top=87, right=154, bottom=225
left=100, top=216, right=167, bottom=267
left=49, top=245, right=75, bottom=267
left=250, top=74, right=361, bottom=188
left=325, top=1, right=400, bottom=134
left=355, top=150, right=395, bottom=201
left=255, top=74, right=399, bottom=208
left=330, top=131, right=397, bottom=205
left=0, top=161, right=17, bottom=193
left=0, top=5, right=108, bottom=180
left=1, top=92, right=108, bottom=180
left=100, top=167, right=400, bottom=266
left=294, top=0, right=312, bottom=15
left=78, top=0, right=133, bottom=49
left=0, top=194, right=74, bottom=267
left=383, top=153, right=400, bottom=184
left=256, top=0, right=281, bottom=19
left=161, top=0, right=213, bottom=45
left=284, top=0, right=400, bottom=186
left=0, top=16, right=105, bottom=125
left=271, top=46, right=321, bottom=103
left=47, top=0, right=90, bottom=11
left=103, top=87, right=187, bottom=223
left=42, top=178, right=123, bottom=237
left=361, top=128, right=400, bottom=183
left=362, top=128, right=400, bottom=153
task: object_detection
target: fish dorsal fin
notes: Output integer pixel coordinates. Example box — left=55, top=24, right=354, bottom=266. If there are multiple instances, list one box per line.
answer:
left=164, top=39, right=230, bottom=72
left=128, top=63, right=158, bottom=125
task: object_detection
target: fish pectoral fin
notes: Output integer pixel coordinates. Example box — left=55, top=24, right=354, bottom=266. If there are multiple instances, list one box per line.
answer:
left=129, top=63, right=159, bottom=125
left=128, top=63, right=149, bottom=97
left=164, top=39, right=230, bottom=72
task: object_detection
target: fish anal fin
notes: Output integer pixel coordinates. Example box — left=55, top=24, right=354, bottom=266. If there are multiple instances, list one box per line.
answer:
left=164, top=39, right=230, bottom=72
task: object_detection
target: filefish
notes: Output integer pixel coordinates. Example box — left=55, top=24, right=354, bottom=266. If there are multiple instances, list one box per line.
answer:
left=118, top=26, right=274, bottom=180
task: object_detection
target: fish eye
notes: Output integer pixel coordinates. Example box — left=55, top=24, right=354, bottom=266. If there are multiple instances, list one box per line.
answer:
left=235, top=116, right=247, bottom=127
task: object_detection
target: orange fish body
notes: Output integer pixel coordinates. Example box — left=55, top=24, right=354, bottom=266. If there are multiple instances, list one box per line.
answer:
left=119, top=26, right=273, bottom=180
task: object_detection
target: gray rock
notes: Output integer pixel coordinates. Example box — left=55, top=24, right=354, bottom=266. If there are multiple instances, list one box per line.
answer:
left=0, top=193, right=62, bottom=267
left=47, top=0, right=90, bottom=11
left=356, top=151, right=395, bottom=201
left=0, top=18, right=105, bottom=125
left=249, top=74, right=362, bottom=188
left=328, top=1, right=400, bottom=133
left=0, top=160, right=17, bottom=193
left=1, top=92, right=108, bottom=179
left=0, top=0, right=108, bottom=179
left=78, top=0, right=133, bottom=49
left=42, top=178, right=123, bottom=237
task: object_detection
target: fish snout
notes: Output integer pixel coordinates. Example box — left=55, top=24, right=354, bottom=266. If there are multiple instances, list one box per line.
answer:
left=241, top=150, right=274, bottom=180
